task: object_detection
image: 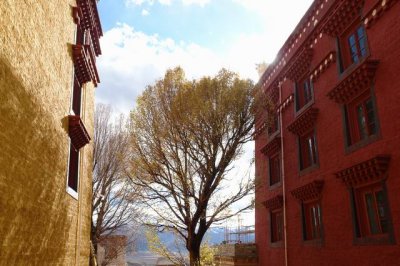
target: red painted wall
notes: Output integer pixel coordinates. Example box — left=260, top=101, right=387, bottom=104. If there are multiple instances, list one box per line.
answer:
left=255, top=1, right=400, bottom=265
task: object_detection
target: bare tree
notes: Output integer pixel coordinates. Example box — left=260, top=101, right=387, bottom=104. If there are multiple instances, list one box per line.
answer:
left=91, top=104, right=140, bottom=259
left=128, top=67, right=270, bottom=265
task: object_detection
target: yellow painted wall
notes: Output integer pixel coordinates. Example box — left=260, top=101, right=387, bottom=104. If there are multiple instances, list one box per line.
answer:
left=0, top=0, right=95, bottom=264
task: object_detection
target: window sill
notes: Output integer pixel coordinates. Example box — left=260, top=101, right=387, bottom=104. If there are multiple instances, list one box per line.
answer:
left=353, top=234, right=395, bottom=246
left=270, top=241, right=284, bottom=248
left=295, top=100, right=314, bottom=118
left=268, top=129, right=280, bottom=140
left=302, top=238, right=324, bottom=247
left=299, top=163, right=319, bottom=176
left=345, top=133, right=380, bottom=154
left=339, top=54, right=371, bottom=78
left=269, top=181, right=282, bottom=191
left=66, top=187, right=79, bottom=200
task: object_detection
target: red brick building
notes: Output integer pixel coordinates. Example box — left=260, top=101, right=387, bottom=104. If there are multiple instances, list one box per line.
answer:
left=254, top=0, right=400, bottom=265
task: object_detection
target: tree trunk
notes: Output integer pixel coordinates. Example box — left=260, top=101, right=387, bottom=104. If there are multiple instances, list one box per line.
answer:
left=187, top=232, right=202, bottom=266
left=189, top=247, right=201, bottom=266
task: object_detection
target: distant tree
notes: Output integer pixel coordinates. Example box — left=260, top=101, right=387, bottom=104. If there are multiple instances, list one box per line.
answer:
left=200, top=241, right=216, bottom=266
left=91, top=104, right=141, bottom=261
left=145, top=228, right=187, bottom=266
left=128, top=67, right=270, bottom=265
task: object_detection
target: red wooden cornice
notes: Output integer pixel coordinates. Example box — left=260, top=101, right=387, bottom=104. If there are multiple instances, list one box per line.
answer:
left=285, top=48, right=314, bottom=81
left=277, top=94, right=294, bottom=114
left=327, top=59, right=379, bottom=104
left=364, top=0, right=399, bottom=29
left=310, top=51, right=336, bottom=82
left=253, top=121, right=267, bottom=140
left=260, top=136, right=281, bottom=156
left=69, top=115, right=91, bottom=150
left=291, top=180, right=324, bottom=202
left=321, top=0, right=364, bottom=36
left=267, top=86, right=279, bottom=103
left=263, top=195, right=283, bottom=210
left=77, top=0, right=103, bottom=56
left=72, top=44, right=100, bottom=87
left=335, top=155, right=391, bottom=187
left=287, top=107, right=319, bottom=136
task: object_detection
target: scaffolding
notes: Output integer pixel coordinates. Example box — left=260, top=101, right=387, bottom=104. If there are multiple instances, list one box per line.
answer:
left=223, top=215, right=255, bottom=244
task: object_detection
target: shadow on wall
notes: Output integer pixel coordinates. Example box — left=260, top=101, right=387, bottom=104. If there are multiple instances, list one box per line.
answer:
left=0, top=57, right=72, bottom=265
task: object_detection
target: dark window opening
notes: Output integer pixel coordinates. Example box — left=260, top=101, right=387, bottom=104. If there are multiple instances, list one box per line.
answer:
left=271, top=210, right=283, bottom=243
left=268, top=113, right=279, bottom=135
left=354, top=184, right=389, bottom=237
left=345, top=91, right=377, bottom=145
left=303, top=201, right=322, bottom=240
left=299, top=130, right=318, bottom=170
left=68, top=143, right=79, bottom=192
left=269, top=153, right=281, bottom=186
left=72, top=75, right=82, bottom=115
left=340, top=24, right=368, bottom=70
left=296, top=77, right=313, bottom=111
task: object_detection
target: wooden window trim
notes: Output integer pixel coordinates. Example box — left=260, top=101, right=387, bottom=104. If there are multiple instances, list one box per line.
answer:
left=269, top=153, right=281, bottom=187
left=350, top=181, right=396, bottom=245
left=339, top=22, right=369, bottom=73
left=342, top=88, right=380, bottom=154
left=299, top=130, right=318, bottom=172
left=295, top=76, right=314, bottom=114
left=302, top=200, right=323, bottom=241
left=270, top=209, right=284, bottom=245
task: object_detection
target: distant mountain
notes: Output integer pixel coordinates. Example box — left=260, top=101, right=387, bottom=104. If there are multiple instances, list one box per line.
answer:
left=132, top=226, right=254, bottom=254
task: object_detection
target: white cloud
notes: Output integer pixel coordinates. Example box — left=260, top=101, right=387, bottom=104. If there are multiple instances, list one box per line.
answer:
left=97, top=24, right=217, bottom=114
left=158, top=0, right=172, bottom=4
left=141, top=9, right=150, bottom=16
left=233, top=0, right=314, bottom=63
left=232, top=0, right=268, bottom=11
left=96, top=22, right=282, bottom=114
left=182, top=0, right=210, bottom=6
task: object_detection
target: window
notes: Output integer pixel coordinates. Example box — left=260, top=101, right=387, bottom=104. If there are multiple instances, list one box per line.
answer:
left=67, top=28, right=85, bottom=196
left=268, top=113, right=279, bottom=135
left=303, top=201, right=322, bottom=240
left=345, top=91, right=378, bottom=146
left=340, top=24, right=368, bottom=70
left=354, top=183, right=389, bottom=237
left=299, top=130, right=318, bottom=170
left=269, top=153, right=280, bottom=186
left=72, top=75, right=82, bottom=115
left=296, top=77, right=313, bottom=111
left=271, top=209, right=283, bottom=243
left=67, top=143, right=79, bottom=192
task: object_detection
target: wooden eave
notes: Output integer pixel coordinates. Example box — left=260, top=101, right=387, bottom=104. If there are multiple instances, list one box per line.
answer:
left=287, top=107, right=319, bottom=135
left=321, top=0, right=364, bottom=36
left=310, top=51, right=336, bottom=82
left=335, top=155, right=390, bottom=187
left=72, top=44, right=100, bottom=87
left=285, top=48, right=314, bottom=81
left=291, top=180, right=324, bottom=202
left=327, top=59, right=379, bottom=104
left=260, top=136, right=281, bottom=156
left=277, top=94, right=294, bottom=114
left=77, top=0, right=103, bottom=56
left=69, top=115, right=91, bottom=150
left=263, top=195, right=283, bottom=210
left=364, top=0, right=399, bottom=29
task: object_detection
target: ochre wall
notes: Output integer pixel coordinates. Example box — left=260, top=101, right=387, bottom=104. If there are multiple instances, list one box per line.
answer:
left=0, top=0, right=95, bottom=265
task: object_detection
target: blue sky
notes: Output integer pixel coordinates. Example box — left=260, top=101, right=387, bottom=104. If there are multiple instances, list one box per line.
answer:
left=95, top=0, right=314, bottom=225
left=99, top=0, right=265, bottom=52
left=96, top=0, right=314, bottom=114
